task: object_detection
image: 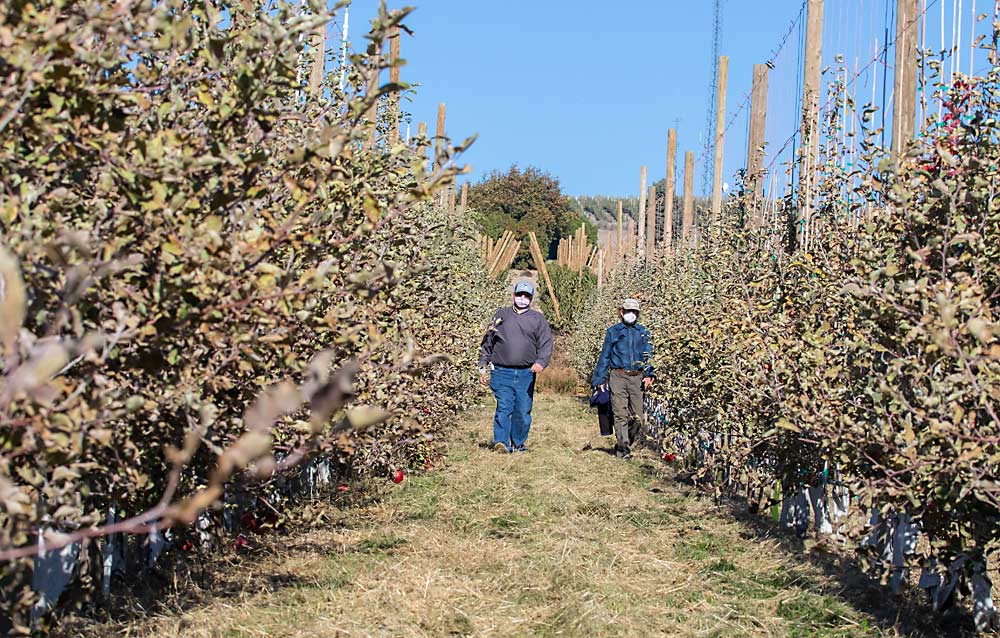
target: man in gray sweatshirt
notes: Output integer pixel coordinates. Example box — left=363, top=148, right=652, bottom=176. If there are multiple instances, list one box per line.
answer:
left=478, top=281, right=553, bottom=453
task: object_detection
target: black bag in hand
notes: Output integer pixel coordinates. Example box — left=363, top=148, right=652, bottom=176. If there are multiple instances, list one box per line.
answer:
left=590, top=386, right=613, bottom=437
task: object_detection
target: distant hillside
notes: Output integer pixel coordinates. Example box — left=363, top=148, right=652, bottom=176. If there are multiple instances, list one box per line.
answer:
left=570, top=178, right=709, bottom=233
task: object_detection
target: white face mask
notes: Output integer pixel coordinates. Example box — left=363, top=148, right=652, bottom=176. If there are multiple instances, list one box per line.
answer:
left=514, top=296, right=531, bottom=309
left=622, top=311, right=638, bottom=325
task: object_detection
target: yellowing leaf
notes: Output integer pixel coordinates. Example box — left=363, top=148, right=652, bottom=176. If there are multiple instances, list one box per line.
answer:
left=968, top=317, right=993, bottom=344
left=346, top=406, right=393, bottom=430
left=162, top=241, right=182, bottom=256
left=0, top=246, right=26, bottom=354
left=776, top=418, right=800, bottom=433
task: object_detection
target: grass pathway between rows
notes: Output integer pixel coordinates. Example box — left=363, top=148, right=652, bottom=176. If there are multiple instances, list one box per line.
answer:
left=140, top=395, right=898, bottom=638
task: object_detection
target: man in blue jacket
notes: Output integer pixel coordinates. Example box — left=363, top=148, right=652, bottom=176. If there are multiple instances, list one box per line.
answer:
left=592, top=298, right=654, bottom=459
left=478, top=281, right=553, bottom=453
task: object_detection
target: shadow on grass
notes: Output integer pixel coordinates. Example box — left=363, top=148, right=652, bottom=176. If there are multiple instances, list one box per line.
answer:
left=725, top=502, right=975, bottom=638
left=640, top=450, right=976, bottom=638
left=52, top=488, right=383, bottom=638
left=54, top=547, right=317, bottom=638
left=579, top=440, right=618, bottom=456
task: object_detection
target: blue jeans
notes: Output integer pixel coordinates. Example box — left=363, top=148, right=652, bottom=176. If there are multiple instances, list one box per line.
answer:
left=489, top=366, right=536, bottom=450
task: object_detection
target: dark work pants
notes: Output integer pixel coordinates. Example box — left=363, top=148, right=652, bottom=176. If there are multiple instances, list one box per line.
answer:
left=609, top=370, right=643, bottom=457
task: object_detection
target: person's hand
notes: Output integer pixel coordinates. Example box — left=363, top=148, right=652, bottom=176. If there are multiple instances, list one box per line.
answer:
left=643, top=377, right=653, bottom=390
left=530, top=363, right=544, bottom=374
left=480, top=372, right=489, bottom=386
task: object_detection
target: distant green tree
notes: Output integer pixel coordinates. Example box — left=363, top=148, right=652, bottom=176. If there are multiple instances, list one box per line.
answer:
left=468, top=165, right=596, bottom=266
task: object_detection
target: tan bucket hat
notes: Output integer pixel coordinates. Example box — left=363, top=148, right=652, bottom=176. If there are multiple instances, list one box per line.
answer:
left=621, top=299, right=640, bottom=311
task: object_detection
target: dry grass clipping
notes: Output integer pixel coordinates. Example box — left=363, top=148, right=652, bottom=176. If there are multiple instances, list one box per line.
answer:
left=69, top=396, right=940, bottom=638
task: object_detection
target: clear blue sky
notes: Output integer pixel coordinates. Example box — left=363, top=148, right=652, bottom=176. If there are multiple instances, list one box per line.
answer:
left=335, top=0, right=990, bottom=198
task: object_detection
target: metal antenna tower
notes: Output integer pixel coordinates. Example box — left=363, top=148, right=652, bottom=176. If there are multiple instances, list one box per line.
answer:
left=700, top=0, right=723, bottom=196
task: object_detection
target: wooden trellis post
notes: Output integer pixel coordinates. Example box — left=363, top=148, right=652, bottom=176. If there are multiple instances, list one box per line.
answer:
left=711, top=55, right=729, bottom=224
left=645, top=185, right=656, bottom=260
left=388, top=26, right=401, bottom=146
left=310, top=16, right=327, bottom=98
left=434, top=103, right=446, bottom=171
left=892, top=0, right=919, bottom=164
left=799, top=0, right=823, bottom=250
left=364, top=33, right=382, bottom=150
left=416, top=121, right=428, bottom=171
left=664, top=129, right=676, bottom=249
left=682, top=150, right=695, bottom=246
left=616, top=200, right=624, bottom=257
left=747, top=64, right=769, bottom=206
left=637, top=165, right=647, bottom=256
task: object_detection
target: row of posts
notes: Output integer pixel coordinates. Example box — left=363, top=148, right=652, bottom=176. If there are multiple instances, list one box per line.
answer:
left=602, top=0, right=921, bottom=270
left=319, top=0, right=923, bottom=279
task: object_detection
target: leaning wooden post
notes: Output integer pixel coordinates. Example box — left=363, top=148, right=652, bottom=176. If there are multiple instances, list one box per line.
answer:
left=459, top=183, right=469, bottom=213
left=663, top=129, right=676, bottom=249
left=597, top=249, right=605, bottom=287
left=637, top=165, right=648, bottom=256
left=711, top=55, right=729, bottom=225
left=528, top=232, right=562, bottom=323
left=434, top=102, right=446, bottom=171
left=682, top=150, right=695, bottom=246
left=448, top=185, right=456, bottom=215
left=645, top=185, right=656, bottom=260
left=490, top=240, right=521, bottom=279
left=799, top=0, right=824, bottom=251
left=580, top=245, right=597, bottom=282
left=487, top=232, right=513, bottom=275
left=627, top=220, right=636, bottom=257
left=388, top=26, right=401, bottom=146
left=892, top=0, right=919, bottom=164
left=747, top=63, right=770, bottom=218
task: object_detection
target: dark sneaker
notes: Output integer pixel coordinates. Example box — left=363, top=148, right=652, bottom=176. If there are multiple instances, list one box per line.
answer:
left=513, top=445, right=528, bottom=453
left=494, top=442, right=510, bottom=453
